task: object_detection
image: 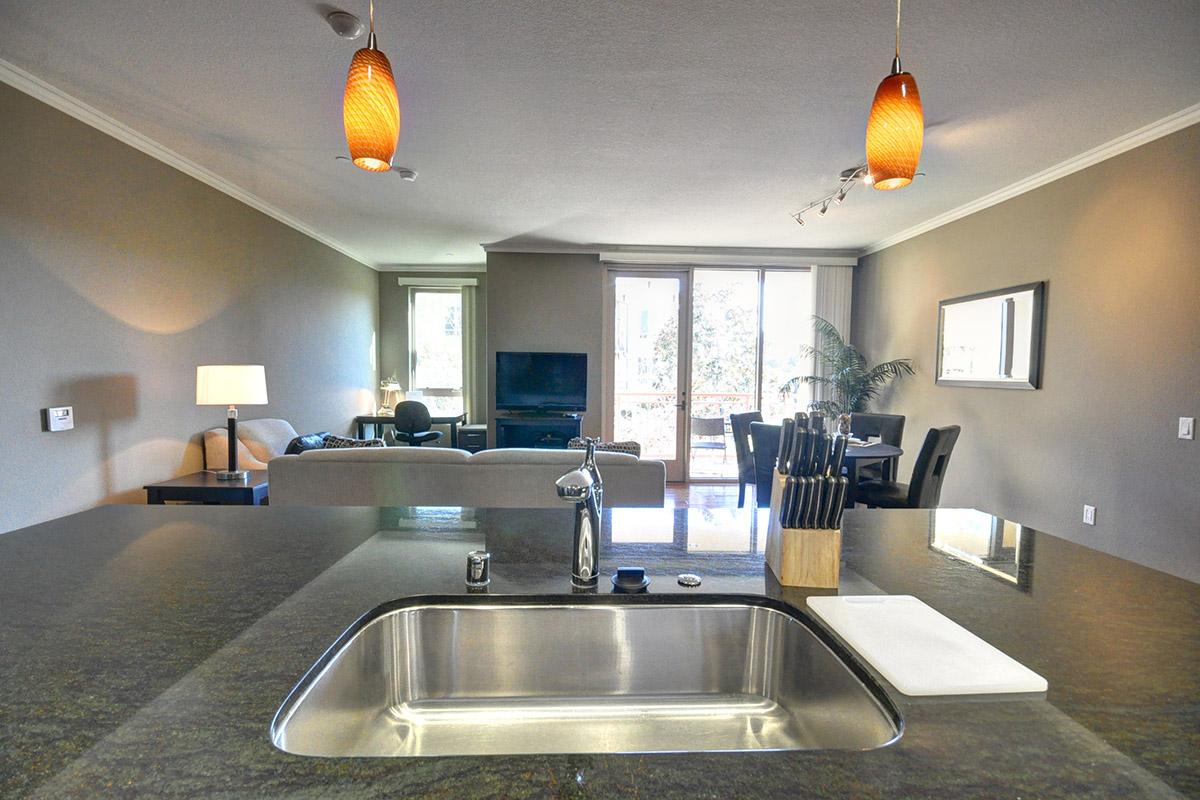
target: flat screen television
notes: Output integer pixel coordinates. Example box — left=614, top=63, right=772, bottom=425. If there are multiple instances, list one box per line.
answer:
left=495, top=351, right=587, bottom=412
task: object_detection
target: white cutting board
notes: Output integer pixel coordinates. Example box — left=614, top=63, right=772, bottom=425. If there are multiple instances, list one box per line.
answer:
left=807, top=595, right=1048, bottom=696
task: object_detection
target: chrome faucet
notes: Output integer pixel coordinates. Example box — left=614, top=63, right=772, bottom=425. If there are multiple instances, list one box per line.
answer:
left=556, top=439, right=603, bottom=587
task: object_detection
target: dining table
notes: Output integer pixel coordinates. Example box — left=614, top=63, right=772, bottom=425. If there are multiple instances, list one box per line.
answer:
left=842, top=441, right=904, bottom=507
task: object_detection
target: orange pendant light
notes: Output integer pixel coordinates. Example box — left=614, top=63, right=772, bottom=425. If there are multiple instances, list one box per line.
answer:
left=865, top=0, right=923, bottom=190
left=343, top=0, right=400, bottom=172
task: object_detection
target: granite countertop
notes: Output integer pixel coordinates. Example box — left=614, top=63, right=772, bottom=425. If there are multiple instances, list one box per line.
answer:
left=0, top=504, right=1196, bottom=799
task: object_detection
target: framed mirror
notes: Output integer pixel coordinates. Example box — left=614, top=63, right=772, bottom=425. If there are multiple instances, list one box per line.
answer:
left=936, top=282, right=1044, bottom=389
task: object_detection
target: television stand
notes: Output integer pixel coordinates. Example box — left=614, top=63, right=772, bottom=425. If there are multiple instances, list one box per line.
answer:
left=495, top=413, right=583, bottom=449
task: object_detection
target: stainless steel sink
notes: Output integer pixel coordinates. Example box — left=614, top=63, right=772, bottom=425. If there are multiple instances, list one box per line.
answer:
left=271, top=595, right=901, bottom=757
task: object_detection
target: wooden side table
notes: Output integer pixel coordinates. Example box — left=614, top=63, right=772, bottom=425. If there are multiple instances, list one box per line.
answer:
left=144, top=471, right=269, bottom=505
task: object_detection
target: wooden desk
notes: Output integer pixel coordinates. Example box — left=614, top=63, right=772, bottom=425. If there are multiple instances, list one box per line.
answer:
left=355, top=413, right=469, bottom=448
left=144, top=471, right=269, bottom=505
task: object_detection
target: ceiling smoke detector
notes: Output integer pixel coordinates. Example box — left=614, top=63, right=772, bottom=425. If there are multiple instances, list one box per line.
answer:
left=326, top=10, right=365, bottom=39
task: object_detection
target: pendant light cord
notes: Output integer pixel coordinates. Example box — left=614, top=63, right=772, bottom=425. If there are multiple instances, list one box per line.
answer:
left=889, top=0, right=903, bottom=73
left=367, top=0, right=377, bottom=50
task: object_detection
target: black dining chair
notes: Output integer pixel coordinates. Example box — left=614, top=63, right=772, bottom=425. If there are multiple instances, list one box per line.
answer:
left=749, top=421, right=781, bottom=508
left=850, top=412, right=906, bottom=481
left=858, top=425, right=960, bottom=509
left=393, top=401, right=444, bottom=446
left=729, top=411, right=763, bottom=507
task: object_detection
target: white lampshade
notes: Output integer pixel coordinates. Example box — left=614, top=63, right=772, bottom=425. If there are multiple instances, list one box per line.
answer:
left=196, top=365, right=268, bottom=405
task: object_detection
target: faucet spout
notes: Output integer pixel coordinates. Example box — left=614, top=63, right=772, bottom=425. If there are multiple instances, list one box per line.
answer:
left=556, top=439, right=603, bottom=587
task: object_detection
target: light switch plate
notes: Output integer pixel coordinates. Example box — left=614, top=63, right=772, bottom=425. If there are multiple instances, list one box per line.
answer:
left=1180, top=417, right=1195, bottom=440
left=44, top=406, right=74, bottom=432
left=1082, top=504, right=1096, bottom=526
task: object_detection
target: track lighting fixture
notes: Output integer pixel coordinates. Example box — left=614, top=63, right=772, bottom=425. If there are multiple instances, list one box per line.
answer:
left=790, top=165, right=870, bottom=228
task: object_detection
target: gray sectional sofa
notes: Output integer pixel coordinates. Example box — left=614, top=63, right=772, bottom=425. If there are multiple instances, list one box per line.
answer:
left=268, top=446, right=666, bottom=508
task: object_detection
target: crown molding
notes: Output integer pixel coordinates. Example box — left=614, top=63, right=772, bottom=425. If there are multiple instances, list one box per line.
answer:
left=0, top=58, right=377, bottom=270
left=481, top=243, right=599, bottom=255
left=379, top=263, right=488, bottom=273
left=862, top=102, right=1200, bottom=256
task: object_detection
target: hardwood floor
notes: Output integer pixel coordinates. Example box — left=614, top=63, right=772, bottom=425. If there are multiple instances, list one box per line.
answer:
left=664, top=482, right=753, bottom=509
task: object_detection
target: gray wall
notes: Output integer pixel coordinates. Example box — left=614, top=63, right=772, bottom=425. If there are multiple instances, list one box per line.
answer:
left=852, top=124, right=1200, bottom=582
left=0, top=83, right=380, bottom=533
left=378, top=270, right=488, bottom=428
left=485, top=252, right=604, bottom=445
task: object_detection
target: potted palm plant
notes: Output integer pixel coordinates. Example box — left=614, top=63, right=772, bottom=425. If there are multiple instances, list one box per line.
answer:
left=780, top=316, right=914, bottom=429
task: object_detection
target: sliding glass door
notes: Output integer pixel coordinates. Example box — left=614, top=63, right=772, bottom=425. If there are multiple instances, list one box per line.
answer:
left=688, top=270, right=760, bottom=478
left=609, top=272, right=689, bottom=481
left=607, top=267, right=814, bottom=482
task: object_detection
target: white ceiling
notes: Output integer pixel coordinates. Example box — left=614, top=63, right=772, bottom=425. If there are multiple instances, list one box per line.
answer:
left=1, top=1, right=1197, bottom=268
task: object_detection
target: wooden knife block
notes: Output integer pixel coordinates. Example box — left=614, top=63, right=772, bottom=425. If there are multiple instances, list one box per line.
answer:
left=765, top=472, right=841, bottom=589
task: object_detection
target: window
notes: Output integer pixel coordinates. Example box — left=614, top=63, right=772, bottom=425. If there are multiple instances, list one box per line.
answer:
left=409, top=289, right=465, bottom=415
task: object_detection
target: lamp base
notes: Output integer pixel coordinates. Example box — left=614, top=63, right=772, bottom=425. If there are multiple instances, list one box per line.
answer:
left=215, top=469, right=250, bottom=481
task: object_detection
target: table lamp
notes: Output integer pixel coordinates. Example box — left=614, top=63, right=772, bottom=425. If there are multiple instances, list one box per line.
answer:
left=378, top=376, right=403, bottom=415
left=196, top=365, right=268, bottom=480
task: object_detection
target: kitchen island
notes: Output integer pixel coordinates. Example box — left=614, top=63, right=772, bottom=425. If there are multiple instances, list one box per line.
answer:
left=1, top=504, right=1196, bottom=799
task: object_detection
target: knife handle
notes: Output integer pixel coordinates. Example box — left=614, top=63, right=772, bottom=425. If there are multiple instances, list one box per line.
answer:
left=832, top=476, right=848, bottom=528
left=815, top=433, right=830, bottom=476
left=777, top=418, right=795, bottom=474
left=803, top=478, right=819, bottom=528
left=789, top=429, right=805, bottom=477
left=823, top=477, right=836, bottom=528
left=779, top=477, right=795, bottom=527
left=791, top=477, right=805, bottom=528
left=830, top=434, right=848, bottom=477
left=793, top=411, right=809, bottom=431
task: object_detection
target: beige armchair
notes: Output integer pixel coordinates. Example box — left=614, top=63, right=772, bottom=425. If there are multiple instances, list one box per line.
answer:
left=203, top=418, right=300, bottom=471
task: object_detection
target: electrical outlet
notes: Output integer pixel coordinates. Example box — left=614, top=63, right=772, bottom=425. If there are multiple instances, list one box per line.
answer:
left=1082, top=504, right=1096, bottom=526
left=1180, top=417, right=1195, bottom=440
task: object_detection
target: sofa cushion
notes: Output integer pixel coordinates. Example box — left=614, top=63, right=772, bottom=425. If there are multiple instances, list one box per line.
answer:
left=237, top=418, right=301, bottom=463
left=469, top=447, right=638, bottom=466
left=322, top=434, right=385, bottom=449
left=568, top=437, right=642, bottom=458
left=285, top=432, right=331, bottom=455
left=298, top=446, right=473, bottom=464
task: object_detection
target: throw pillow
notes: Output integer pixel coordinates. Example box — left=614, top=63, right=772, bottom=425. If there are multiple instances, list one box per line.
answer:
left=285, top=431, right=332, bottom=455
left=568, top=437, right=642, bottom=458
left=322, top=434, right=386, bottom=449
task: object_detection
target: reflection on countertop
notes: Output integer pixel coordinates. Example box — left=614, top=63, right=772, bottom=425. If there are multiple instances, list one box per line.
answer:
left=928, top=508, right=1034, bottom=588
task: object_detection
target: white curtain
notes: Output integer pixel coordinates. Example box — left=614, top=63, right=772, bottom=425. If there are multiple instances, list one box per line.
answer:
left=460, top=284, right=479, bottom=422
left=811, top=264, right=854, bottom=406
